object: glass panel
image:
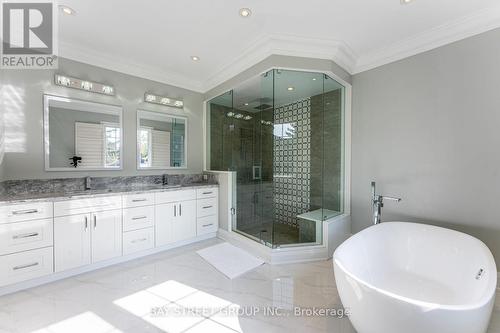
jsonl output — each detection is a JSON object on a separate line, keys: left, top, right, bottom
{"left": 231, "top": 73, "right": 270, "bottom": 245}
{"left": 273, "top": 69, "right": 324, "bottom": 247}
{"left": 322, "top": 75, "right": 345, "bottom": 219}
{"left": 207, "top": 91, "right": 233, "bottom": 171}
{"left": 206, "top": 69, "right": 345, "bottom": 249}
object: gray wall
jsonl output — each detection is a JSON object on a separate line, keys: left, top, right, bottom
{"left": 1, "top": 57, "right": 205, "bottom": 180}
{"left": 351, "top": 28, "right": 500, "bottom": 264}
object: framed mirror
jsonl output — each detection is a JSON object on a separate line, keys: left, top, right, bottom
{"left": 137, "top": 110, "right": 187, "bottom": 169}
{"left": 43, "top": 94, "right": 123, "bottom": 171}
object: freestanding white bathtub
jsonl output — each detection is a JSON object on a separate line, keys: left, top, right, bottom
{"left": 334, "top": 222, "right": 497, "bottom": 333}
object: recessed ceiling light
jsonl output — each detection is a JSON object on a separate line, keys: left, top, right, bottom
{"left": 191, "top": 56, "right": 200, "bottom": 61}
{"left": 59, "top": 5, "right": 75, "bottom": 15}
{"left": 287, "top": 87, "right": 295, "bottom": 91}
{"left": 400, "top": 0, "right": 413, "bottom": 4}
{"left": 239, "top": 8, "right": 252, "bottom": 18}
{"left": 312, "top": 78, "right": 317, "bottom": 81}
{"left": 244, "top": 103, "right": 249, "bottom": 106}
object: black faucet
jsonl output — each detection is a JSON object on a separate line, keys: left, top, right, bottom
{"left": 85, "top": 176, "right": 92, "bottom": 190}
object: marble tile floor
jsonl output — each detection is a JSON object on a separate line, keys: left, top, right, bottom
{"left": 0, "top": 238, "right": 499, "bottom": 333}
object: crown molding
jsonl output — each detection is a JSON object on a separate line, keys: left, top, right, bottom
{"left": 201, "top": 33, "right": 357, "bottom": 92}
{"left": 59, "top": 41, "right": 205, "bottom": 92}
{"left": 353, "top": 5, "right": 500, "bottom": 74}
{"left": 59, "top": 5, "right": 500, "bottom": 93}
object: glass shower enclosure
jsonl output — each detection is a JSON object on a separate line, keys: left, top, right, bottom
{"left": 207, "top": 69, "right": 345, "bottom": 248}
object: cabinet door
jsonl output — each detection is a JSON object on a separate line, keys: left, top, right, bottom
{"left": 172, "top": 200, "right": 196, "bottom": 242}
{"left": 155, "top": 202, "right": 175, "bottom": 247}
{"left": 54, "top": 213, "right": 91, "bottom": 272}
{"left": 91, "top": 209, "right": 122, "bottom": 263}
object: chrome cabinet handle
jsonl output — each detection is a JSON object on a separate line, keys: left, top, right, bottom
{"left": 132, "top": 216, "right": 147, "bottom": 220}
{"left": 132, "top": 198, "right": 148, "bottom": 202}
{"left": 13, "top": 262, "right": 39, "bottom": 270}
{"left": 202, "top": 191, "right": 213, "bottom": 195}
{"left": 93, "top": 215, "right": 97, "bottom": 229}
{"left": 12, "top": 209, "right": 39, "bottom": 215}
{"left": 131, "top": 238, "right": 148, "bottom": 244}
{"left": 84, "top": 216, "right": 88, "bottom": 231}
{"left": 202, "top": 205, "right": 213, "bottom": 209}
{"left": 179, "top": 204, "right": 182, "bottom": 216}
{"left": 174, "top": 204, "right": 176, "bottom": 217}
{"left": 13, "top": 232, "right": 39, "bottom": 239}
{"left": 202, "top": 223, "right": 213, "bottom": 227}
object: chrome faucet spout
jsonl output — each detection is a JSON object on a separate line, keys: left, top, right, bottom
{"left": 371, "top": 182, "right": 401, "bottom": 225}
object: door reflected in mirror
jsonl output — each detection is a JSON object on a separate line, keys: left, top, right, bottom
{"left": 43, "top": 94, "right": 123, "bottom": 171}
{"left": 137, "top": 110, "right": 187, "bottom": 169}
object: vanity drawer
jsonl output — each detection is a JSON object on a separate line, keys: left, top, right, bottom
{"left": 54, "top": 196, "right": 122, "bottom": 217}
{"left": 196, "top": 188, "right": 218, "bottom": 199}
{"left": 155, "top": 189, "right": 196, "bottom": 204}
{"left": 122, "top": 193, "right": 155, "bottom": 208}
{"left": 0, "top": 247, "right": 53, "bottom": 287}
{"left": 0, "top": 218, "right": 53, "bottom": 256}
{"left": 197, "top": 215, "right": 218, "bottom": 235}
{"left": 123, "top": 228, "right": 154, "bottom": 255}
{"left": 0, "top": 202, "right": 53, "bottom": 224}
{"left": 197, "top": 198, "right": 217, "bottom": 218}
{"left": 123, "top": 206, "right": 154, "bottom": 232}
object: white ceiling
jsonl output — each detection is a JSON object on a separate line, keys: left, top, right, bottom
{"left": 59, "top": 0, "right": 500, "bottom": 92}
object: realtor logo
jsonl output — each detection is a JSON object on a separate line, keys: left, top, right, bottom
{"left": 1, "top": 0, "right": 58, "bottom": 69}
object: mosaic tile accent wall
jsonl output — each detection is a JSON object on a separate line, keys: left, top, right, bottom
{"left": 273, "top": 98, "right": 311, "bottom": 227}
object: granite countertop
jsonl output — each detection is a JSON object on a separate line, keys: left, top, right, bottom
{"left": 0, "top": 183, "right": 219, "bottom": 205}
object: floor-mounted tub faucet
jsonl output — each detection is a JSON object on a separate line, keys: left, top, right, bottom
{"left": 371, "top": 181, "right": 401, "bottom": 225}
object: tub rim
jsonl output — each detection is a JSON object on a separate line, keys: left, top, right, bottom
{"left": 333, "top": 221, "right": 497, "bottom": 311}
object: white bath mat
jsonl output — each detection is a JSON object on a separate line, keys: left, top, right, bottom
{"left": 197, "top": 242, "right": 264, "bottom": 279}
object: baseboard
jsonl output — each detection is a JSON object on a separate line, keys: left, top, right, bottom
{"left": 0, "top": 232, "right": 217, "bottom": 297}
{"left": 217, "top": 228, "right": 331, "bottom": 265}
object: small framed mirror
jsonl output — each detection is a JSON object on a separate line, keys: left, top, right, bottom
{"left": 43, "top": 94, "right": 123, "bottom": 171}
{"left": 137, "top": 110, "right": 187, "bottom": 169}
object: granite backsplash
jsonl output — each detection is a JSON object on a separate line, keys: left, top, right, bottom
{"left": 1, "top": 174, "right": 217, "bottom": 197}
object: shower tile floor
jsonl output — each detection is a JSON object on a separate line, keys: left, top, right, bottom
{"left": 1, "top": 238, "right": 500, "bottom": 333}
{"left": 238, "top": 222, "right": 300, "bottom": 246}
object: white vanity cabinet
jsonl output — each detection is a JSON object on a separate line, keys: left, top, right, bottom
{"left": 0, "top": 185, "right": 219, "bottom": 292}
{"left": 196, "top": 188, "right": 219, "bottom": 235}
{"left": 54, "top": 197, "right": 122, "bottom": 273}
{"left": 122, "top": 193, "right": 155, "bottom": 255}
{"left": 0, "top": 202, "right": 54, "bottom": 287}
{"left": 155, "top": 189, "right": 197, "bottom": 246}
{"left": 54, "top": 213, "right": 91, "bottom": 272}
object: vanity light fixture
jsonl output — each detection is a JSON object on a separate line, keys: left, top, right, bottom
{"left": 239, "top": 8, "right": 252, "bottom": 18}
{"left": 243, "top": 115, "right": 252, "bottom": 120}
{"left": 144, "top": 93, "right": 184, "bottom": 108}
{"left": 54, "top": 74, "right": 115, "bottom": 95}
{"left": 59, "top": 5, "right": 76, "bottom": 15}
{"left": 234, "top": 114, "right": 244, "bottom": 119}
